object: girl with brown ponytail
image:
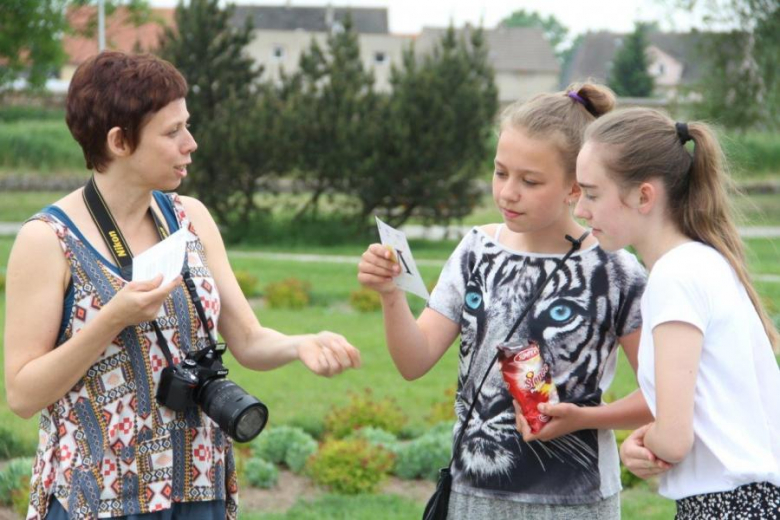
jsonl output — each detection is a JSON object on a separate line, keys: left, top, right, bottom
{"left": 359, "top": 84, "right": 653, "bottom": 519}
{"left": 574, "top": 107, "right": 780, "bottom": 518}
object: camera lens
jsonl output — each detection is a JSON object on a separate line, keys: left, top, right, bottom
{"left": 235, "top": 406, "right": 269, "bottom": 442}
{"left": 198, "top": 379, "right": 268, "bottom": 442}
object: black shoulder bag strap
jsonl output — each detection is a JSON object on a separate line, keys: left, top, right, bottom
{"left": 423, "top": 230, "right": 590, "bottom": 520}
{"left": 82, "top": 177, "right": 213, "bottom": 367}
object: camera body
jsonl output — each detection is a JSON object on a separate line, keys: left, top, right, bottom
{"left": 156, "top": 343, "right": 268, "bottom": 443}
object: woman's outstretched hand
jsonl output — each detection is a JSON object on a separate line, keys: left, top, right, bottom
{"left": 298, "top": 331, "right": 362, "bottom": 377}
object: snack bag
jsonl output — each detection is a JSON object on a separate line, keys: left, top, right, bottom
{"left": 498, "top": 342, "right": 559, "bottom": 434}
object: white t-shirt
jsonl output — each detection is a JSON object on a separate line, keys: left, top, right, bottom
{"left": 637, "top": 241, "right": 780, "bottom": 500}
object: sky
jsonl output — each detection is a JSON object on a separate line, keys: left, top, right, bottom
{"left": 149, "top": 0, "right": 716, "bottom": 38}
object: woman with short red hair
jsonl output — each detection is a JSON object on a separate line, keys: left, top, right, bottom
{"left": 4, "top": 51, "right": 361, "bottom": 520}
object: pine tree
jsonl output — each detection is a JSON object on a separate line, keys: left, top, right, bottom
{"left": 282, "top": 16, "right": 379, "bottom": 220}
{"left": 608, "top": 22, "right": 654, "bottom": 98}
{"left": 360, "top": 25, "right": 498, "bottom": 228}
{"left": 158, "top": 0, "right": 274, "bottom": 227}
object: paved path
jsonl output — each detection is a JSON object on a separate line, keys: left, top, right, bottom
{"left": 3, "top": 222, "right": 780, "bottom": 239}
{"left": 3, "top": 222, "right": 777, "bottom": 282}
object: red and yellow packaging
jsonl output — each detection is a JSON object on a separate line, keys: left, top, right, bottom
{"left": 498, "top": 342, "right": 559, "bottom": 434}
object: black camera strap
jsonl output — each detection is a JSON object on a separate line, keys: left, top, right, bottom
{"left": 82, "top": 177, "right": 214, "bottom": 367}
{"left": 83, "top": 176, "right": 170, "bottom": 281}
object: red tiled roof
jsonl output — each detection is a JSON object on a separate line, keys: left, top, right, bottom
{"left": 63, "top": 6, "right": 176, "bottom": 66}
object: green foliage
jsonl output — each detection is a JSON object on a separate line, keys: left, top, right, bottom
{"left": 306, "top": 438, "right": 394, "bottom": 494}
{"left": 0, "top": 120, "right": 83, "bottom": 172}
{"left": 347, "top": 427, "right": 400, "bottom": 455}
{"left": 281, "top": 16, "right": 379, "bottom": 222}
{"left": 244, "top": 457, "right": 279, "bottom": 489}
{"left": 499, "top": 9, "right": 568, "bottom": 59}
{"left": 251, "top": 425, "right": 317, "bottom": 472}
{"left": 723, "top": 131, "right": 780, "bottom": 175}
{"left": 608, "top": 22, "right": 654, "bottom": 97}
{"left": 0, "top": 105, "right": 64, "bottom": 122}
{"left": 0, "top": 457, "right": 33, "bottom": 515}
{"left": 0, "top": 426, "right": 34, "bottom": 459}
{"left": 684, "top": 0, "right": 779, "bottom": 130}
{"left": 425, "top": 387, "right": 456, "bottom": 425}
{"left": 287, "top": 415, "right": 327, "bottom": 441}
{"left": 394, "top": 425, "right": 451, "bottom": 481}
{"left": 349, "top": 287, "right": 382, "bottom": 312}
{"left": 264, "top": 278, "right": 311, "bottom": 309}
{"left": 324, "top": 389, "right": 408, "bottom": 439}
{"left": 248, "top": 493, "right": 422, "bottom": 520}
{"left": 0, "top": 0, "right": 67, "bottom": 94}
{"left": 364, "top": 26, "right": 498, "bottom": 230}
{"left": 0, "top": 271, "right": 5, "bottom": 293}
{"left": 233, "top": 269, "right": 258, "bottom": 298}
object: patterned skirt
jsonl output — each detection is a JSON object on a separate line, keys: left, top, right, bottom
{"left": 676, "top": 481, "right": 780, "bottom": 520}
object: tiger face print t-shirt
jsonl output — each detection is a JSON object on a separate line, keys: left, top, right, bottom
{"left": 427, "top": 226, "right": 646, "bottom": 506}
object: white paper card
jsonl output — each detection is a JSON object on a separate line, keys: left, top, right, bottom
{"left": 132, "top": 228, "right": 188, "bottom": 284}
{"left": 375, "top": 216, "right": 429, "bottom": 300}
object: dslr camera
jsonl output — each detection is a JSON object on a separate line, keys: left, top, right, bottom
{"left": 156, "top": 342, "right": 268, "bottom": 442}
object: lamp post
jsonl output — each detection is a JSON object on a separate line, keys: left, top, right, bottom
{"left": 98, "top": 0, "right": 106, "bottom": 51}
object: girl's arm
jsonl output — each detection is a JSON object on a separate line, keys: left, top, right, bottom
{"left": 358, "top": 243, "right": 460, "bottom": 380}
{"left": 641, "top": 321, "right": 702, "bottom": 463}
{"left": 182, "top": 197, "right": 361, "bottom": 376}
{"left": 516, "top": 329, "right": 654, "bottom": 441}
{"left": 4, "top": 221, "right": 180, "bottom": 418}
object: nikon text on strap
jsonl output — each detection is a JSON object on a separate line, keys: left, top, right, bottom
{"left": 82, "top": 176, "right": 169, "bottom": 281}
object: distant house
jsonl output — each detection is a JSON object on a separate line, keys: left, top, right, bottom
{"left": 61, "top": 6, "right": 175, "bottom": 81}
{"left": 231, "top": 5, "right": 409, "bottom": 92}
{"left": 562, "top": 31, "right": 705, "bottom": 99}
{"left": 416, "top": 26, "right": 560, "bottom": 104}
{"left": 235, "top": 5, "right": 560, "bottom": 103}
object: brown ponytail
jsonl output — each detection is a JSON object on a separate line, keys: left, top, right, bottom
{"left": 499, "top": 82, "right": 616, "bottom": 179}
{"left": 586, "top": 108, "right": 779, "bottom": 351}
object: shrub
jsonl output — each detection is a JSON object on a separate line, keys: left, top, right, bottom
{"left": 324, "top": 389, "right": 407, "bottom": 439}
{"left": 287, "top": 415, "right": 326, "bottom": 441}
{"left": 0, "top": 426, "right": 34, "bottom": 459}
{"left": 349, "top": 287, "right": 381, "bottom": 312}
{"left": 347, "top": 427, "right": 400, "bottom": 455}
{"left": 251, "top": 426, "right": 317, "bottom": 473}
{"left": 394, "top": 427, "right": 451, "bottom": 481}
{"left": 306, "top": 438, "right": 394, "bottom": 494}
{"left": 615, "top": 430, "right": 643, "bottom": 489}
{"left": 0, "top": 457, "right": 33, "bottom": 516}
{"left": 425, "top": 387, "right": 456, "bottom": 425}
{"left": 234, "top": 270, "right": 258, "bottom": 297}
{"left": 244, "top": 457, "right": 279, "bottom": 489}
{"left": 264, "top": 278, "right": 311, "bottom": 309}
{"left": 285, "top": 436, "right": 318, "bottom": 473}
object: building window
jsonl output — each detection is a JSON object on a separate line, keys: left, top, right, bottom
{"left": 374, "top": 51, "right": 387, "bottom": 64}
{"left": 272, "top": 45, "right": 285, "bottom": 60}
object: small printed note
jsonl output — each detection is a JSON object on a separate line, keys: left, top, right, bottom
{"left": 375, "top": 217, "right": 430, "bottom": 300}
{"left": 132, "top": 228, "right": 188, "bottom": 284}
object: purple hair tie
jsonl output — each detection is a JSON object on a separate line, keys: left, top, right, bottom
{"left": 567, "top": 91, "right": 587, "bottom": 106}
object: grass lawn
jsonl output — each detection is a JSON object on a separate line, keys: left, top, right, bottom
{"left": 1, "top": 223, "right": 777, "bottom": 519}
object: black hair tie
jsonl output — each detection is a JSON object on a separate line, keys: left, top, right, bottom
{"left": 675, "top": 122, "right": 692, "bottom": 145}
